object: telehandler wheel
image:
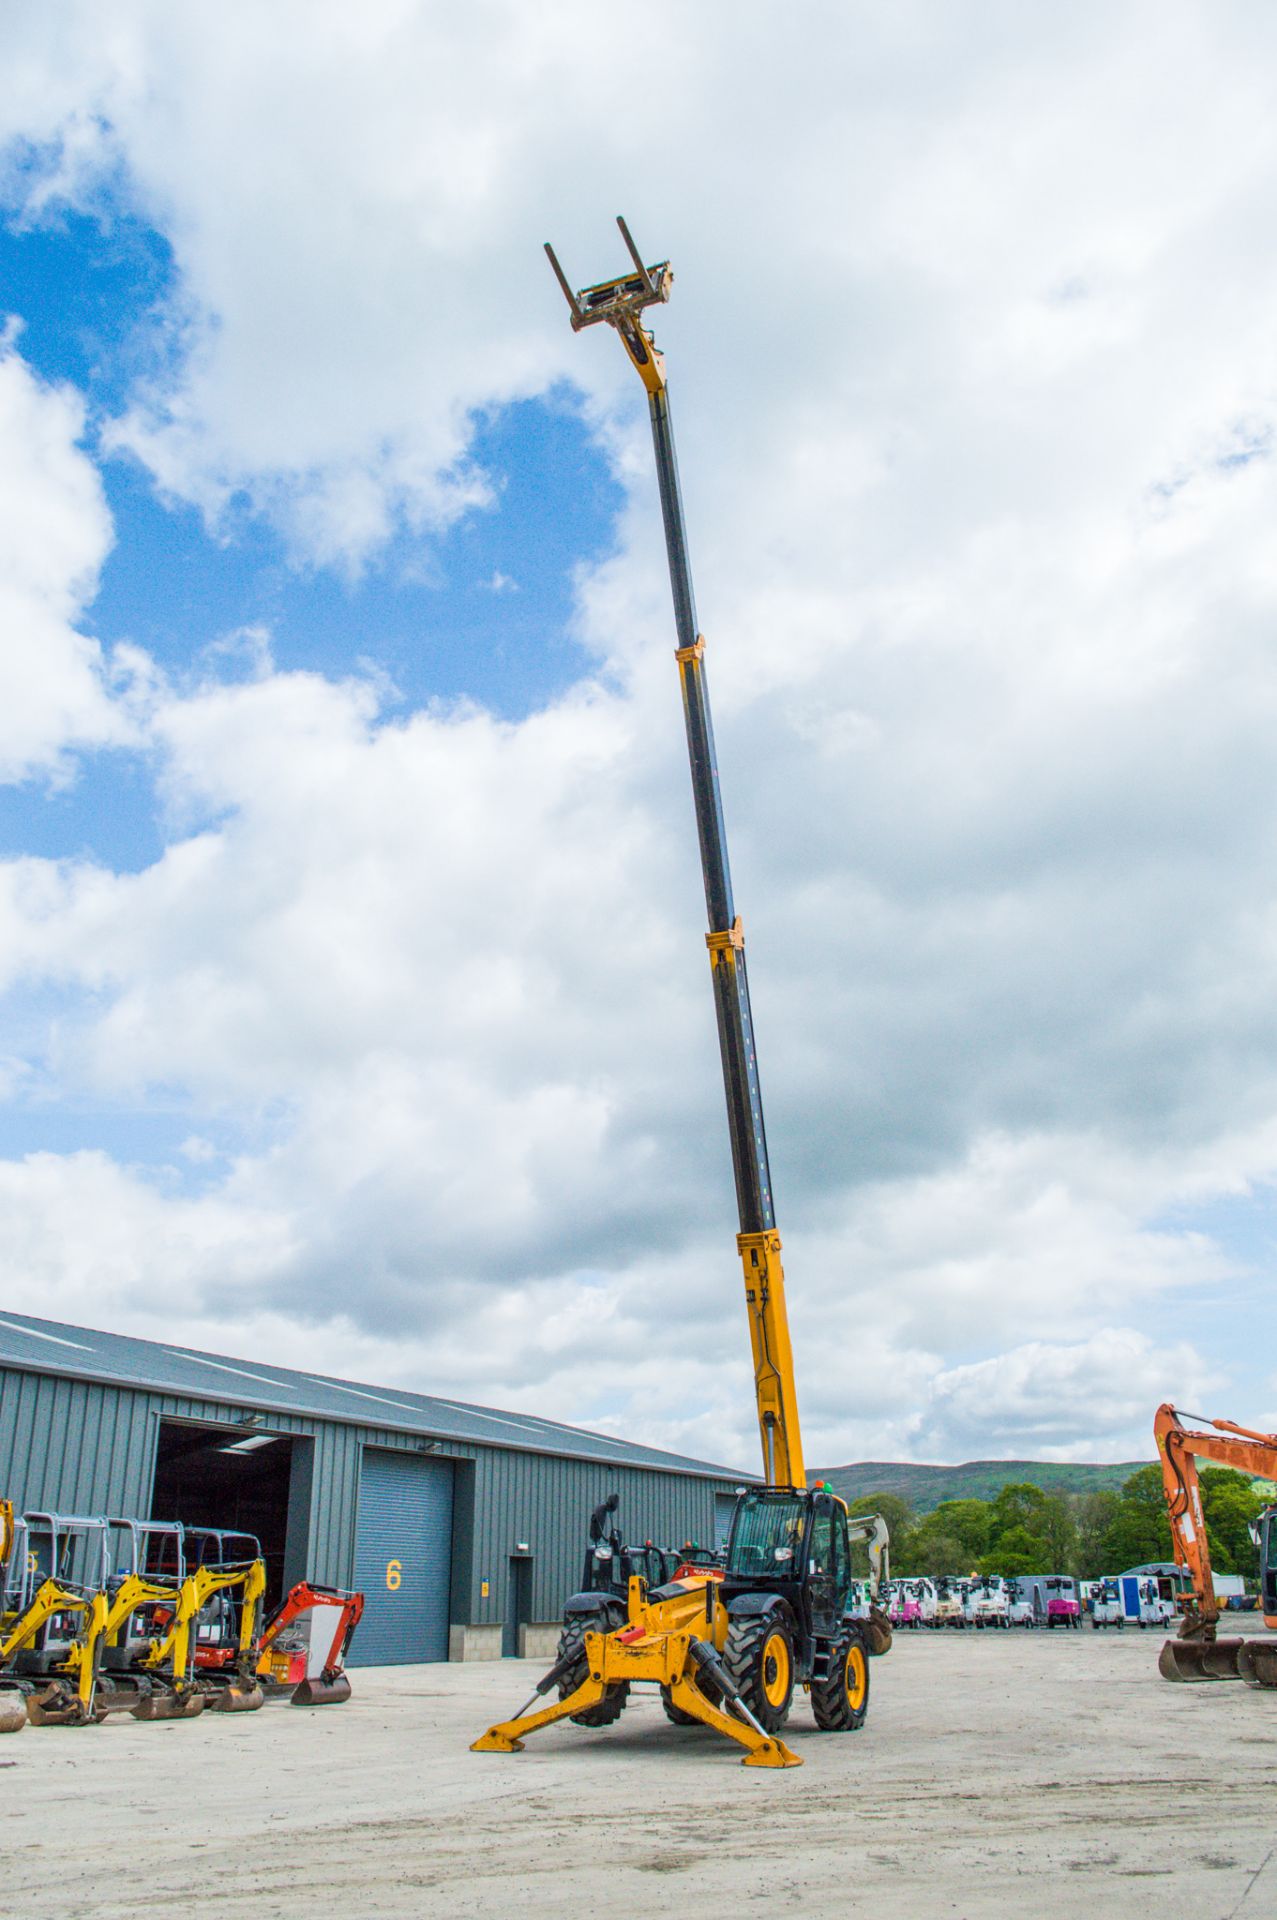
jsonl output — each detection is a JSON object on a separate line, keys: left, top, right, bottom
{"left": 811, "top": 1624, "right": 870, "bottom": 1732}
{"left": 556, "top": 1611, "right": 629, "bottom": 1727}
{"left": 722, "top": 1613, "right": 795, "bottom": 1733}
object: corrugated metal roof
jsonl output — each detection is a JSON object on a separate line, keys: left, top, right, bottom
{"left": 0, "top": 1309, "right": 749, "bottom": 1481}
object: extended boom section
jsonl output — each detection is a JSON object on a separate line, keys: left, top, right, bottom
{"left": 473, "top": 223, "right": 885, "bottom": 1770}
{"left": 545, "top": 218, "right": 803, "bottom": 1491}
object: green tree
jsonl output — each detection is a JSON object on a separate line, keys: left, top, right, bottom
{"left": 988, "top": 1483, "right": 1076, "bottom": 1570}
{"left": 1072, "top": 1491, "right": 1120, "bottom": 1578}
{"left": 976, "top": 1524, "right": 1047, "bottom": 1577}
{"left": 924, "top": 1500, "right": 991, "bottom": 1561}
{"left": 847, "top": 1493, "right": 914, "bottom": 1579}
{"left": 1199, "top": 1468, "right": 1264, "bottom": 1578}
{"left": 1098, "top": 1464, "right": 1172, "bottom": 1570}
{"left": 907, "top": 1528, "right": 969, "bottom": 1578}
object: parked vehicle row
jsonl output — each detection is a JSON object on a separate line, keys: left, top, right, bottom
{"left": 883, "top": 1571, "right": 1178, "bottom": 1631}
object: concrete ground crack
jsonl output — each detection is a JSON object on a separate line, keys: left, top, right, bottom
{"left": 1227, "top": 1846, "right": 1276, "bottom": 1918}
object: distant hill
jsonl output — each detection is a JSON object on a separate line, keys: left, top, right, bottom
{"left": 810, "top": 1459, "right": 1151, "bottom": 1513}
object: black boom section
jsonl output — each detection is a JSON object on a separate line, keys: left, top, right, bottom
{"left": 650, "top": 386, "right": 776, "bottom": 1238}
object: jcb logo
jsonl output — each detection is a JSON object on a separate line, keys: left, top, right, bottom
{"left": 386, "top": 1559, "right": 403, "bottom": 1591}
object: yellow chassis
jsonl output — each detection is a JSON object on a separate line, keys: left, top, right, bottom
{"left": 472, "top": 1576, "right": 800, "bottom": 1769}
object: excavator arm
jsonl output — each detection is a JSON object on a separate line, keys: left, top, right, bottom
{"left": 545, "top": 219, "right": 804, "bottom": 1490}
{"left": 1154, "top": 1402, "right": 1277, "bottom": 1685}
{"left": 847, "top": 1512, "right": 891, "bottom": 1599}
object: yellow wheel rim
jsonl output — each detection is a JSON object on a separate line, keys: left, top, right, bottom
{"left": 845, "top": 1643, "right": 867, "bottom": 1711}
{"left": 761, "top": 1630, "right": 790, "bottom": 1708}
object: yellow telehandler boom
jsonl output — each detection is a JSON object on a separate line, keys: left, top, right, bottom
{"left": 546, "top": 216, "right": 804, "bottom": 1488}
{"left": 474, "top": 222, "right": 882, "bottom": 1768}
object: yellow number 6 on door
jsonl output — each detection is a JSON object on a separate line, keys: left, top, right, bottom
{"left": 386, "top": 1558, "right": 402, "bottom": 1590}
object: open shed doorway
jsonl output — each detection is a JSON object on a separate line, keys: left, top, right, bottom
{"left": 151, "top": 1419, "right": 306, "bottom": 1610}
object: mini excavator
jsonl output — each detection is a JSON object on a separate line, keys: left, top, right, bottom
{"left": 256, "top": 1581, "right": 364, "bottom": 1705}
{"left": 1155, "top": 1402, "right": 1277, "bottom": 1687}
{"left": 474, "top": 222, "right": 883, "bottom": 1769}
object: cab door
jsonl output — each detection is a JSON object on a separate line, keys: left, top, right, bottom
{"left": 1262, "top": 1509, "right": 1277, "bottom": 1623}
{"left": 806, "top": 1497, "right": 840, "bottom": 1637}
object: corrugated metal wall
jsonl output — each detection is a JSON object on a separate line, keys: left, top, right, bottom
{"left": 468, "top": 1448, "right": 734, "bottom": 1631}
{"left": 0, "top": 1368, "right": 156, "bottom": 1519}
{"left": 0, "top": 1362, "right": 739, "bottom": 1647}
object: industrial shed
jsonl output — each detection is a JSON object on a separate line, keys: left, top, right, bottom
{"left": 0, "top": 1310, "right": 745, "bottom": 1664}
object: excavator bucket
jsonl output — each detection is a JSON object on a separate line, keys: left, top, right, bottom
{"left": 1158, "top": 1635, "right": 1244, "bottom": 1681}
{"left": 205, "top": 1681, "right": 264, "bottom": 1712}
{"left": 864, "top": 1608, "right": 893, "bottom": 1656}
{"left": 290, "top": 1673, "right": 351, "bottom": 1706}
{"left": 25, "top": 1689, "right": 88, "bottom": 1726}
{"left": 0, "top": 1689, "right": 27, "bottom": 1734}
{"left": 1236, "top": 1639, "right": 1277, "bottom": 1689}
{"left": 132, "top": 1689, "right": 205, "bottom": 1720}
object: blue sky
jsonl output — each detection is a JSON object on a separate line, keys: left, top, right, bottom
{"left": 1, "top": 10, "right": 1275, "bottom": 1468}
{"left": 0, "top": 202, "right": 622, "bottom": 1176}
{"left": 0, "top": 203, "right": 619, "bottom": 875}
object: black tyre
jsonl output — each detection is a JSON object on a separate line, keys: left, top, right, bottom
{"left": 556, "top": 1611, "right": 629, "bottom": 1727}
{"left": 811, "top": 1624, "right": 871, "bottom": 1732}
{"left": 660, "top": 1684, "right": 702, "bottom": 1726}
{"left": 722, "top": 1612, "right": 794, "bottom": 1732}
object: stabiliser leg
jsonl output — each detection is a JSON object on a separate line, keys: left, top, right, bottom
{"left": 471, "top": 1672, "right": 610, "bottom": 1752}
{"left": 471, "top": 1629, "right": 801, "bottom": 1767}
{"left": 665, "top": 1677, "right": 800, "bottom": 1768}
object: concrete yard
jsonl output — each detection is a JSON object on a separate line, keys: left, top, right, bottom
{"left": 2, "top": 1623, "right": 1274, "bottom": 1918}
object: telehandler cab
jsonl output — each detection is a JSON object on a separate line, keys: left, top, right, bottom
{"left": 474, "top": 223, "right": 884, "bottom": 1768}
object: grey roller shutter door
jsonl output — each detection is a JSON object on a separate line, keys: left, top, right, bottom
{"left": 350, "top": 1450, "right": 454, "bottom": 1665}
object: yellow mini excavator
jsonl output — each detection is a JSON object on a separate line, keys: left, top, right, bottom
{"left": 474, "top": 223, "right": 883, "bottom": 1770}
{"left": 2, "top": 1513, "right": 268, "bottom": 1726}
{"left": 0, "top": 1499, "right": 33, "bottom": 1732}
{"left": 79, "top": 1522, "right": 267, "bottom": 1722}
{"left": 0, "top": 1512, "right": 111, "bottom": 1728}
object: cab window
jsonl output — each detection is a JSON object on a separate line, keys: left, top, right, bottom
{"left": 809, "top": 1510, "right": 833, "bottom": 1578}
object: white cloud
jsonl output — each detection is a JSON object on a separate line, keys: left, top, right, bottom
{"left": 915, "top": 1331, "right": 1222, "bottom": 1463}
{"left": 0, "top": 336, "right": 129, "bottom": 779}
{"left": 1, "top": 7, "right": 1277, "bottom": 1464}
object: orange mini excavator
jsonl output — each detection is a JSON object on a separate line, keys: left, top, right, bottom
{"left": 255, "top": 1582, "right": 365, "bottom": 1706}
